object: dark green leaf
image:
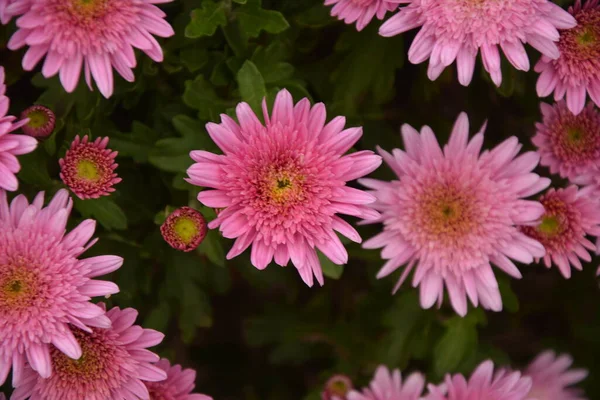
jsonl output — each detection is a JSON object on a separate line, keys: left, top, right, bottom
{"left": 237, "top": 60, "right": 266, "bottom": 113}
{"left": 74, "top": 197, "right": 128, "bottom": 230}
{"left": 235, "top": 0, "right": 289, "bottom": 38}
{"left": 185, "top": 0, "right": 227, "bottom": 39}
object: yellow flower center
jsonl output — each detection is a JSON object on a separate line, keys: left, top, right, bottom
{"left": 76, "top": 159, "right": 101, "bottom": 182}
{"left": 67, "top": 0, "right": 109, "bottom": 20}
{"left": 0, "top": 265, "right": 39, "bottom": 309}
{"left": 173, "top": 217, "right": 199, "bottom": 244}
{"left": 52, "top": 329, "right": 107, "bottom": 381}
{"left": 537, "top": 215, "right": 562, "bottom": 237}
{"left": 267, "top": 171, "right": 305, "bottom": 205}
{"left": 26, "top": 110, "right": 50, "bottom": 129}
{"left": 419, "top": 185, "right": 477, "bottom": 239}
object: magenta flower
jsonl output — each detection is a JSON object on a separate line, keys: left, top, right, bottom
{"left": 160, "top": 207, "right": 208, "bottom": 252}
{"left": 521, "top": 186, "right": 600, "bottom": 279}
{"left": 424, "top": 361, "right": 532, "bottom": 400}
{"left": 59, "top": 135, "right": 121, "bottom": 200}
{"left": 379, "top": 0, "right": 576, "bottom": 87}
{"left": 536, "top": 0, "right": 600, "bottom": 115}
{"left": 186, "top": 89, "right": 382, "bottom": 287}
{"left": 12, "top": 304, "right": 167, "bottom": 400}
{"left": 145, "top": 358, "right": 213, "bottom": 400}
{"left": 6, "top": 0, "right": 175, "bottom": 98}
{"left": 533, "top": 101, "right": 600, "bottom": 180}
{"left": 524, "top": 351, "right": 588, "bottom": 400}
{"left": 324, "top": 0, "right": 398, "bottom": 31}
{"left": 322, "top": 374, "right": 353, "bottom": 400}
{"left": 0, "top": 189, "right": 123, "bottom": 386}
{"left": 0, "top": 66, "right": 38, "bottom": 192}
{"left": 21, "top": 105, "right": 56, "bottom": 139}
{"left": 347, "top": 366, "right": 425, "bottom": 400}
{"left": 361, "top": 113, "right": 549, "bottom": 316}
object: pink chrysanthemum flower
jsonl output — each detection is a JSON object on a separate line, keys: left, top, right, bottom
{"left": 379, "top": 0, "right": 576, "bottom": 87}
{"left": 6, "top": 0, "right": 175, "bottom": 98}
{"left": 322, "top": 374, "right": 353, "bottom": 400}
{"left": 186, "top": 89, "right": 382, "bottom": 287}
{"left": 12, "top": 304, "right": 167, "bottom": 400}
{"left": 361, "top": 113, "right": 549, "bottom": 316}
{"left": 424, "top": 361, "right": 532, "bottom": 400}
{"left": 0, "top": 66, "right": 37, "bottom": 192}
{"left": 347, "top": 366, "right": 425, "bottom": 400}
{"left": 0, "top": 189, "right": 123, "bottom": 386}
{"left": 59, "top": 135, "right": 121, "bottom": 200}
{"left": 524, "top": 351, "right": 588, "bottom": 400}
{"left": 533, "top": 101, "right": 600, "bottom": 180}
{"left": 324, "top": 0, "right": 398, "bottom": 31}
{"left": 160, "top": 207, "right": 208, "bottom": 252}
{"left": 144, "top": 358, "right": 213, "bottom": 400}
{"left": 521, "top": 186, "right": 600, "bottom": 279}
{"left": 0, "top": 0, "right": 19, "bottom": 23}
{"left": 536, "top": 0, "right": 600, "bottom": 115}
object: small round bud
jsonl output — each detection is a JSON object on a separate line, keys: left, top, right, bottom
{"left": 160, "top": 207, "right": 208, "bottom": 252}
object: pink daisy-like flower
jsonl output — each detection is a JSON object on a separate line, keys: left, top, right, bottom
{"left": 379, "top": 0, "right": 576, "bottom": 87}
{"left": 144, "top": 358, "right": 213, "bottom": 400}
{"left": 521, "top": 186, "right": 600, "bottom": 279}
{"left": 59, "top": 135, "right": 121, "bottom": 200}
{"left": 361, "top": 113, "right": 549, "bottom": 316}
{"left": 160, "top": 207, "right": 208, "bottom": 252}
{"left": 524, "top": 351, "right": 588, "bottom": 400}
{"left": 533, "top": 101, "right": 600, "bottom": 180}
{"left": 6, "top": 0, "right": 175, "bottom": 98}
{"left": 322, "top": 374, "right": 353, "bottom": 400}
{"left": 324, "top": 0, "right": 399, "bottom": 31}
{"left": 536, "top": 0, "right": 600, "bottom": 115}
{"left": 0, "top": 66, "right": 38, "bottom": 192}
{"left": 12, "top": 304, "right": 167, "bottom": 400}
{"left": 186, "top": 89, "right": 382, "bottom": 287}
{"left": 347, "top": 366, "right": 425, "bottom": 400}
{"left": 0, "top": 189, "right": 123, "bottom": 386}
{"left": 424, "top": 361, "right": 532, "bottom": 400}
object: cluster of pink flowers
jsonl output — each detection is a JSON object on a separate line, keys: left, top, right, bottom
{"left": 323, "top": 351, "right": 587, "bottom": 400}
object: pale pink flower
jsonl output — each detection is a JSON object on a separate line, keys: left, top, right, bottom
{"left": 0, "top": 66, "right": 38, "bottom": 192}
{"left": 521, "top": 186, "right": 600, "bottom": 279}
{"left": 347, "top": 366, "right": 424, "bottom": 400}
{"left": 536, "top": 0, "right": 600, "bottom": 115}
{"left": 361, "top": 113, "right": 549, "bottom": 316}
{"left": 533, "top": 101, "right": 600, "bottom": 180}
{"left": 59, "top": 135, "right": 121, "bottom": 200}
{"left": 324, "top": 0, "right": 399, "bottom": 31}
{"left": 145, "top": 358, "right": 213, "bottom": 400}
{"left": 424, "top": 361, "right": 532, "bottom": 400}
{"left": 186, "top": 89, "right": 382, "bottom": 287}
{"left": 12, "top": 304, "right": 167, "bottom": 400}
{"left": 379, "top": 0, "right": 576, "bottom": 87}
{"left": 6, "top": 0, "right": 175, "bottom": 98}
{"left": 524, "top": 351, "right": 588, "bottom": 400}
{"left": 0, "top": 189, "right": 123, "bottom": 386}
{"left": 322, "top": 374, "right": 353, "bottom": 400}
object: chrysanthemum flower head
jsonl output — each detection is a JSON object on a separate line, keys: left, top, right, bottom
{"left": 361, "top": 113, "right": 550, "bottom": 316}
{"left": 59, "top": 135, "right": 121, "bottom": 200}
{"left": 379, "top": 0, "right": 576, "bottom": 87}
{"left": 0, "top": 189, "right": 123, "bottom": 386}
{"left": 160, "top": 207, "right": 208, "bottom": 252}
{"left": 536, "top": 0, "right": 600, "bottom": 115}
{"left": 21, "top": 105, "right": 56, "bottom": 139}
{"left": 6, "top": 0, "right": 175, "bottom": 98}
{"left": 521, "top": 186, "right": 600, "bottom": 279}
{"left": 322, "top": 374, "right": 353, "bottom": 400}
{"left": 0, "top": 66, "right": 38, "bottom": 192}
{"left": 186, "top": 89, "right": 382, "bottom": 287}
{"left": 144, "top": 358, "right": 213, "bottom": 400}
{"left": 424, "top": 361, "right": 532, "bottom": 400}
{"left": 524, "top": 351, "right": 588, "bottom": 400}
{"left": 12, "top": 304, "right": 167, "bottom": 400}
{"left": 533, "top": 101, "right": 600, "bottom": 180}
{"left": 324, "top": 0, "right": 398, "bottom": 31}
{"left": 347, "top": 366, "right": 425, "bottom": 400}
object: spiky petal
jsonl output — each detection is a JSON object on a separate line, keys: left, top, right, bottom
{"left": 324, "top": 0, "right": 399, "bottom": 31}
{"left": 361, "top": 113, "right": 549, "bottom": 316}
{"left": 347, "top": 366, "right": 425, "bottom": 400}
{"left": 145, "top": 358, "right": 213, "bottom": 400}
{"left": 186, "top": 89, "right": 382, "bottom": 287}
{"left": 524, "top": 351, "right": 588, "bottom": 400}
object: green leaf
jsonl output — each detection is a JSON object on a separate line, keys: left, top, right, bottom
{"left": 197, "top": 229, "right": 225, "bottom": 267}
{"left": 16, "top": 149, "right": 53, "bottom": 187}
{"left": 251, "top": 42, "right": 294, "bottom": 84}
{"left": 183, "top": 75, "right": 233, "bottom": 120}
{"left": 74, "top": 197, "right": 128, "bottom": 231}
{"left": 109, "top": 122, "right": 158, "bottom": 163}
{"left": 433, "top": 315, "right": 480, "bottom": 376}
{"left": 318, "top": 251, "right": 344, "bottom": 280}
{"left": 237, "top": 60, "right": 267, "bottom": 113}
{"left": 180, "top": 46, "right": 210, "bottom": 73}
{"left": 235, "top": 0, "right": 289, "bottom": 38}
{"left": 185, "top": 0, "right": 227, "bottom": 39}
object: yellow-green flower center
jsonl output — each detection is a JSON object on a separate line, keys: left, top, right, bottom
{"left": 329, "top": 380, "right": 350, "bottom": 396}
{"left": 537, "top": 215, "right": 561, "bottom": 237}
{"left": 577, "top": 26, "right": 598, "bottom": 47}
{"left": 26, "top": 109, "right": 51, "bottom": 128}
{"left": 173, "top": 217, "right": 199, "bottom": 244}
{"left": 0, "top": 266, "right": 39, "bottom": 309}
{"left": 67, "top": 0, "right": 108, "bottom": 19}
{"left": 76, "top": 159, "right": 101, "bottom": 182}
{"left": 53, "top": 329, "right": 107, "bottom": 381}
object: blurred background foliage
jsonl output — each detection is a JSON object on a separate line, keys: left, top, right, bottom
{"left": 1, "top": 0, "right": 599, "bottom": 399}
